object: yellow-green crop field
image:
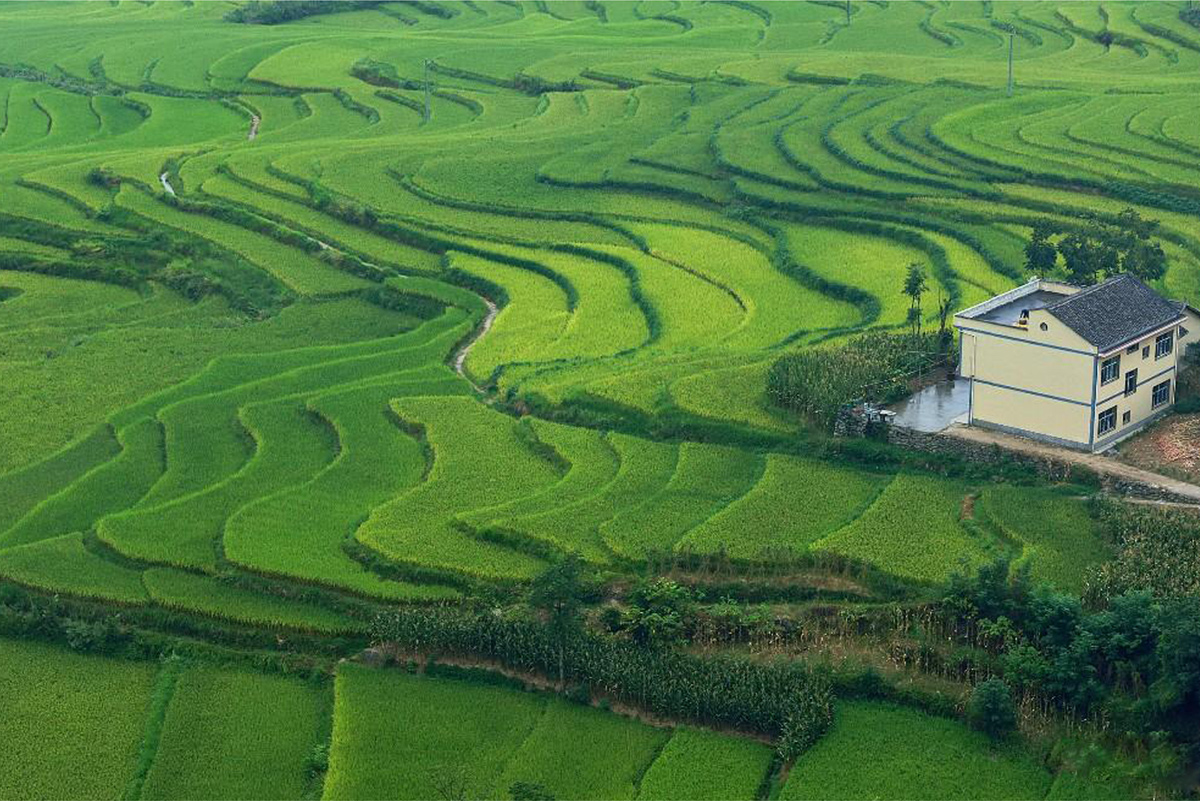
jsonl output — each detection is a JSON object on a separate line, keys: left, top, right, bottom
{"left": 1, "top": 1, "right": 1195, "bottom": 798}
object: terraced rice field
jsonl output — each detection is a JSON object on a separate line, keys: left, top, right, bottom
{"left": 324, "top": 663, "right": 773, "bottom": 800}
{"left": 2, "top": 1, "right": 1197, "bottom": 798}
{"left": 781, "top": 701, "right": 1051, "bottom": 800}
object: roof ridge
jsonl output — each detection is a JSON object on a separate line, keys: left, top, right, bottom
{"left": 1041, "top": 273, "right": 1181, "bottom": 352}
{"left": 1045, "top": 273, "right": 1131, "bottom": 309}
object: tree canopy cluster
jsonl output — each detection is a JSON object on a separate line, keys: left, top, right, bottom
{"left": 1024, "top": 209, "right": 1167, "bottom": 286}
{"left": 947, "top": 558, "right": 1200, "bottom": 788}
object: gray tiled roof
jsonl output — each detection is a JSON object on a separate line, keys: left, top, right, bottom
{"left": 1046, "top": 274, "right": 1184, "bottom": 352}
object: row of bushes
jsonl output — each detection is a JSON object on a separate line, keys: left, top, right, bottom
{"left": 351, "top": 57, "right": 418, "bottom": 89}
{"left": 0, "top": 581, "right": 359, "bottom": 669}
{"left": 224, "top": 1, "right": 385, "bottom": 24}
{"left": 165, "top": 192, "right": 389, "bottom": 283}
{"left": 371, "top": 605, "right": 833, "bottom": 748}
{"left": 423, "top": 61, "right": 579, "bottom": 96}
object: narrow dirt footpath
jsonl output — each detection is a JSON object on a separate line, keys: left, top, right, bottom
{"left": 452, "top": 297, "right": 498, "bottom": 394}
{"left": 159, "top": 172, "right": 175, "bottom": 196}
{"left": 946, "top": 424, "right": 1200, "bottom": 503}
{"left": 248, "top": 114, "right": 260, "bottom": 140}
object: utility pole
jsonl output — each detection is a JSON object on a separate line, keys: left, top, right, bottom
{"left": 1006, "top": 34, "right": 1014, "bottom": 96}
{"left": 423, "top": 59, "right": 433, "bottom": 123}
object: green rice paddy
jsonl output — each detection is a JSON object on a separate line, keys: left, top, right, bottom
{"left": 1, "top": 1, "right": 1194, "bottom": 797}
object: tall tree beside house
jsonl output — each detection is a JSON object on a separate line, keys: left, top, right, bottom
{"left": 903, "top": 263, "right": 927, "bottom": 337}
{"left": 1024, "top": 220, "right": 1059, "bottom": 276}
{"left": 1025, "top": 209, "right": 1167, "bottom": 285}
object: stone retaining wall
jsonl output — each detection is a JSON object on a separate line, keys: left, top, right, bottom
{"left": 885, "top": 424, "right": 1200, "bottom": 505}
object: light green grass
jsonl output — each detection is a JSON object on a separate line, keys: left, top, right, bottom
{"left": 637, "top": 727, "right": 774, "bottom": 801}
{"left": 681, "top": 455, "right": 888, "bottom": 560}
{"left": 142, "top": 667, "right": 323, "bottom": 801}
{"left": 814, "top": 474, "right": 997, "bottom": 583}
{"left": 0, "top": 637, "right": 158, "bottom": 800}
{"left": 781, "top": 701, "right": 1051, "bottom": 800}
{"left": 324, "top": 665, "right": 546, "bottom": 800}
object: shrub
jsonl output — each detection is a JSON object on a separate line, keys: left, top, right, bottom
{"left": 224, "top": 1, "right": 384, "bottom": 24}
{"left": 967, "top": 678, "right": 1017, "bottom": 739}
{"left": 62, "top": 617, "right": 117, "bottom": 652}
{"left": 509, "top": 781, "right": 555, "bottom": 800}
{"left": 350, "top": 57, "right": 410, "bottom": 89}
{"left": 86, "top": 167, "right": 121, "bottom": 189}
{"left": 619, "top": 578, "right": 697, "bottom": 648}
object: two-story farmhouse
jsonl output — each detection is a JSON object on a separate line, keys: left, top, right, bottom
{"left": 954, "top": 274, "right": 1200, "bottom": 452}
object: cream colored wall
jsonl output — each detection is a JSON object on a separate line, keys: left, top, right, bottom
{"left": 1181, "top": 309, "right": 1200, "bottom": 354}
{"left": 956, "top": 319, "right": 1095, "bottom": 444}
{"left": 955, "top": 299, "right": 1194, "bottom": 451}
{"left": 1093, "top": 363, "right": 1175, "bottom": 445}
{"left": 954, "top": 310, "right": 1095, "bottom": 354}
{"left": 962, "top": 322, "right": 1094, "bottom": 403}
{"left": 959, "top": 332, "right": 975, "bottom": 375}
{"left": 1090, "top": 319, "right": 1190, "bottom": 444}
{"left": 971, "top": 382, "right": 1090, "bottom": 446}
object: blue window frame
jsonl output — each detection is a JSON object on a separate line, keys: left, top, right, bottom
{"left": 1156, "top": 331, "right": 1174, "bottom": 359}
{"left": 1100, "top": 355, "right": 1120, "bottom": 385}
{"left": 1152, "top": 380, "right": 1172, "bottom": 409}
{"left": 1097, "top": 406, "right": 1117, "bottom": 435}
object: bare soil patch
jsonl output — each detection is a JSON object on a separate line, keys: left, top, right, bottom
{"left": 1117, "top": 413, "right": 1200, "bottom": 484}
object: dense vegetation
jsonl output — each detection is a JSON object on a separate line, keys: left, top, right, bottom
{"left": 2, "top": 1, "right": 1200, "bottom": 798}
{"left": 767, "top": 331, "right": 948, "bottom": 429}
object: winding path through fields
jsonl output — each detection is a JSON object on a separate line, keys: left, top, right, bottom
{"left": 452, "top": 296, "right": 498, "bottom": 393}
{"left": 159, "top": 172, "right": 175, "bottom": 196}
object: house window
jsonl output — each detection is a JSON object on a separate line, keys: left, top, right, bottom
{"left": 1181, "top": 326, "right": 1190, "bottom": 339}
{"left": 1100, "top": 355, "right": 1120, "bottom": 385}
{"left": 1097, "top": 406, "right": 1117, "bottom": 436}
{"left": 1152, "top": 380, "right": 1172, "bottom": 409}
{"left": 1156, "top": 331, "right": 1174, "bottom": 359}
{"left": 1126, "top": 343, "right": 1138, "bottom": 354}
{"left": 1124, "top": 369, "right": 1138, "bottom": 396}
{"left": 1123, "top": 410, "right": 1132, "bottom": 425}
{"left": 1143, "top": 346, "right": 1150, "bottom": 358}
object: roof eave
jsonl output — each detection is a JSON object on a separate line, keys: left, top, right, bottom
{"left": 1093, "top": 314, "right": 1188, "bottom": 357}
{"left": 953, "top": 278, "right": 1042, "bottom": 322}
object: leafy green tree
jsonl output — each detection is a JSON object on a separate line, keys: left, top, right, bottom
{"left": 1058, "top": 227, "right": 1117, "bottom": 285}
{"left": 967, "top": 678, "right": 1018, "bottom": 739}
{"left": 902, "top": 263, "right": 928, "bottom": 336}
{"left": 1024, "top": 220, "right": 1059, "bottom": 276}
{"left": 620, "top": 578, "right": 696, "bottom": 648}
{"left": 1027, "top": 209, "right": 1167, "bottom": 285}
{"left": 529, "top": 554, "right": 586, "bottom": 685}
{"left": 1151, "top": 597, "right": 1200, "bottom": 738}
